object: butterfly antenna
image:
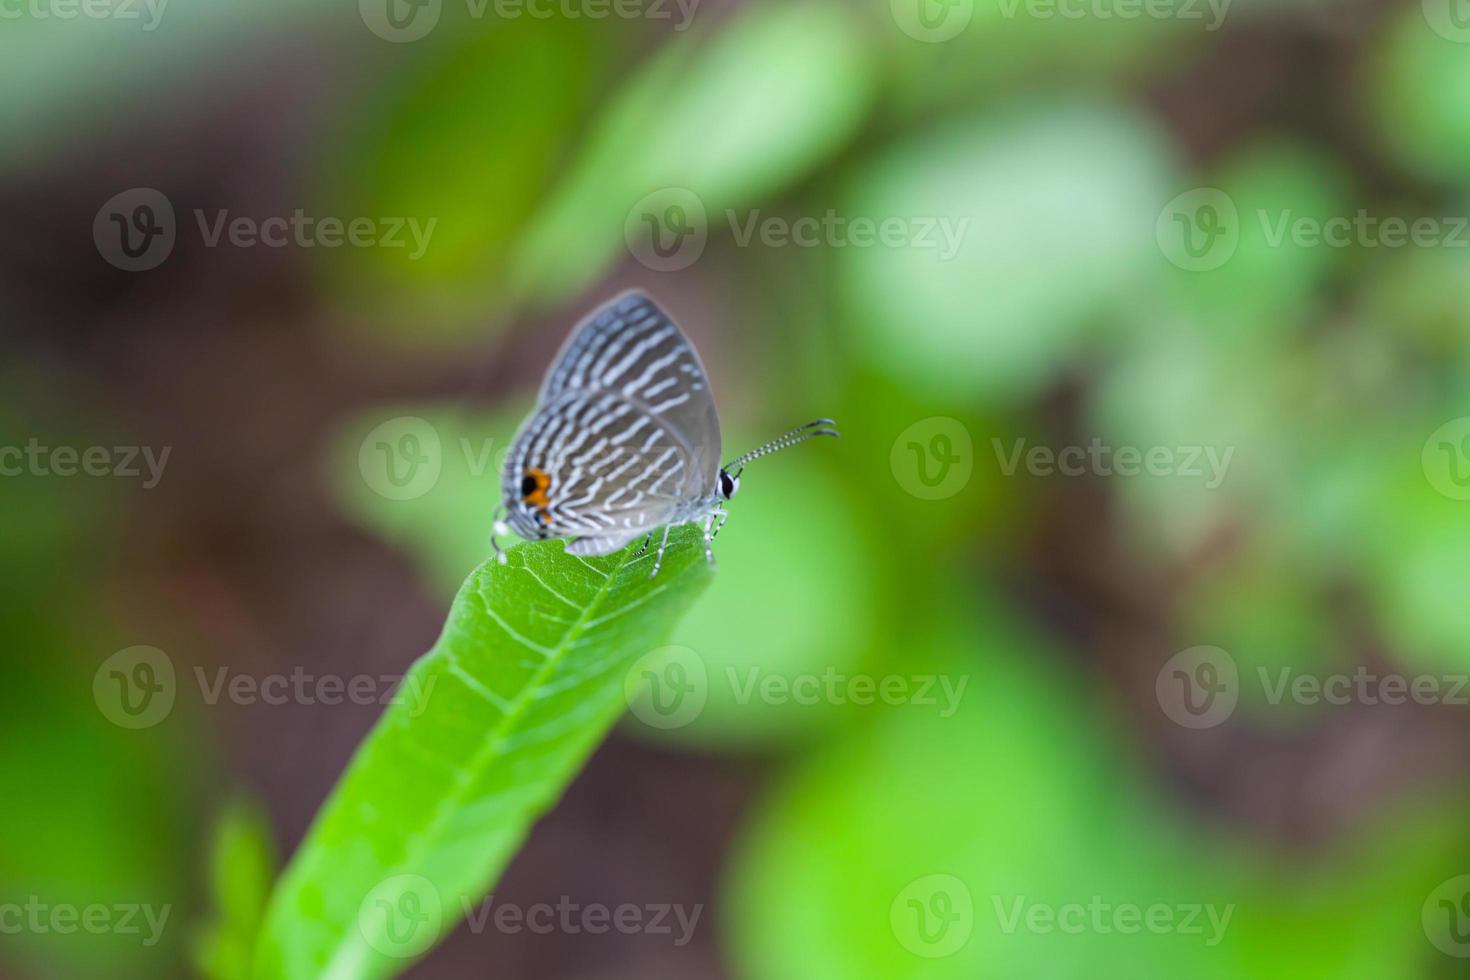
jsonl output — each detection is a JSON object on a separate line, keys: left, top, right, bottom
{"left": 725, "top": 419, "right": 839, "bottom": 476}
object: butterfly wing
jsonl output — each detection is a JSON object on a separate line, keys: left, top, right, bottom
{"left": 501, "top": 292, "right": 720, "bottom": 548}
{"left": 539, "top": 290, "right": 721, "bottom": 496}
{"left": 501, "top": 390, "right": 694, "bottom": 544}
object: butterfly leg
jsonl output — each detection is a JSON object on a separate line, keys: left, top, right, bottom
{"left": 632, "top": 532, "right": 654, "bottom": 559}
{"left": 490, "top": 505, "right": 511, "bottom": 565}
{"left": 702, "top": 514, "right": 717, "bottom": 566}
{"left": 711, "top": 506, "right": 729, "bottom": 541}
{"left": 648, "top": 524, "right": 674, "bottom": 579}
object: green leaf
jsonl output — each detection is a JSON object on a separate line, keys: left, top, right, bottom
{"left": 1363, "top": 459, "right": 1470, "bottom": 674}
{"left": 194, "top": 798, "right": 278, "bottom": 980}
{"left": 252, "top": 532, "right": 713, "bottom": 979}
{"left": 512, "top": 0, "right": 876, "bottom": 301}
{"left": 1157, "top": 141, "right": 1350, "bottom": 336}
{"left": 881, "top": 0, "right": 1180, "bottom": 114}
{"left": 311, "top": 21, "right": 598, "bottom": 345}
{"left": 841, "top": 103, "right": 1174, "bottom": 402}
{"left": 1370, "top": 8, "right": 1470, "bottom": 186}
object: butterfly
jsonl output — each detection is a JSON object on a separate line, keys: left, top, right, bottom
{"left": 491, "top": 290, "right": 838, "bottom": 577}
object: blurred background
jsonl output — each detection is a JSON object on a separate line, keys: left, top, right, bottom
{"left": 7, "top": 0, "right": 1470, "bottom": 975}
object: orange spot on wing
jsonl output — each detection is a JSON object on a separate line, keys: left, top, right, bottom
{"left": 524, "top": 467, "right": 551, "bottom": 509}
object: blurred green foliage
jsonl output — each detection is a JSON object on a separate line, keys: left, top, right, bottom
{"left": 194, "top": 799, "right": 277, "bottom": 980}
{"left": 0, "top": 381, "right": 198, "bottom": 979}
{"left": 314, "top": 21, "right": 601, "bottom": 341}
{"left": 10, "top": 0, "right": 1470, "bottom": 975}
{"left": 725, "top": 606, "right": 1470, "bottom": 980}
{"left": 513, "top": 1, "right": 876, "bottom": 304}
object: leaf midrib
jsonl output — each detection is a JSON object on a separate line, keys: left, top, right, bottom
{"left": 316, "top": 544, "right": 640, "bottom": 976}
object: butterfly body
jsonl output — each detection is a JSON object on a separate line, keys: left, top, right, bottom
{"left": 493, "top": 291, "right": 835, "bottom": 576}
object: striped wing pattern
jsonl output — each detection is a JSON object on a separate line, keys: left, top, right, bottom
{"left": 501, "top": 292, "right": 722, "bottom": 553}
{"left": 540, "top": 290, "right": 721, "bottom": 488}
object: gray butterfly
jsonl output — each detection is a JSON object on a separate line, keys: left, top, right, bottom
{"left": 492, "top": 290, "right": 837, "bottom": 576}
